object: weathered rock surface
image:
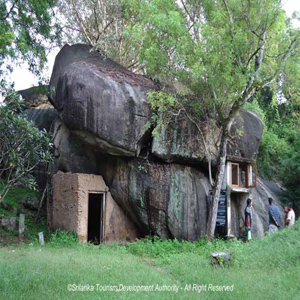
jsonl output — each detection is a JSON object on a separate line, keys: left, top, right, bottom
{"left": 96, "top": 155, "right": 210, "bottom": 240}
{"left": 18, "top": 85, "right": 58, "bottom": 132}
{"left": 230, "top": 178, "right": 285, "bottom": 239}
{"left": 152, "top": 119, "right": 220, "bottom": 166}
{"left": 18, "top": 85, "right": 48, "bottom": 108}
{"left": 49, "top": 44, "right": 155, "bottom": 157}
{"left": 51, "top": 119, "right": 210, "bottom": 240}
{"left": 251, "top": 178, "right": 285, "bottom": 236}
{"left": 152, "top": 109, "right": 263, "bottom": 166}
{"left": 52, "top": 118, "right": 98, "bottom": 174}
{"left": 227, "top": 109, "right": 264, "bottom": 162}
{"left": 53, "top": 123, "right": 282, "bottom": 240}
{"left": 23, "top": 103, "right": 58, "bottom": 132}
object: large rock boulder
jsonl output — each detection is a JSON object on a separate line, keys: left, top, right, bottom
{"left": 152, "top": 109, "right": 263, "bottom": 166}
{"left": 52, "top": 122, "right": 284, "bottom": 240}
{"left": 151, "top": 118, "right": 220, "bottom": 167}
{"left": 52, "top": 120, "right": 210, "bottom": 240}
{"left": 48, "top": 44, "right": 271, "bottom": 241}
{"left": 18, "top": 85, "right": 58, "bottom": 132}
{"left": 49, "top": 44, "right": 155, "bottom": 157}
{"left": 23, "top": 103, "right": 58, "bottom": 132}
{"left": 96, "top": 155, "right": 210, "bottom": 240}
{"left": 18, "top": 85, "right": 48, "bottom": 108}
{"left": 52, "top": 118, "right": 98, "bottom": 174}
{"left": 227, "top": 109, "right": 264, "bottom": 161}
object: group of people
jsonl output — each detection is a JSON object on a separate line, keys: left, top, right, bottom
{"left": 244, "top": 197, "right": 296, "bottom": 242}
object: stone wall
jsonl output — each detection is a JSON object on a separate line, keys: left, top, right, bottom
{"left": 50, "top": 171, "right": 140, "bottom": 243}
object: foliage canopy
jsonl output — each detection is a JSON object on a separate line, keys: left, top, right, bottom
{"left": 123, "top": 0, "right": 300, "bottom": 236}
{"left": 0, "top": 0, "right": 59, "bottom": 76}
{"left": 0, "top": 90, "right": 52, "bottom": 201}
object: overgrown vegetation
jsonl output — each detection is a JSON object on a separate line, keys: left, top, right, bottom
{"left": 0, "top": 222, "right": 299, "bottom": 299}
{"left": 0, "top": 182, "right": 40, "bottom": 217}
{"left": 244, "top": 88, "right": 299, "bottom": 206}
{"left": 0, "top": 90, "right": 52, "bottom": 201}
{"left": 121, "top": 0, "right": 300, "bottom": 238}
{"left": 0, "top": 182, "right": 47, "bottom": 245}
{"left": 0, "top": 0, "right": 60, "bottom": 77}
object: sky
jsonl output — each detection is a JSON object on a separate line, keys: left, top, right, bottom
{"left": 6, "top": 0, "right": 300, "bottom": 92}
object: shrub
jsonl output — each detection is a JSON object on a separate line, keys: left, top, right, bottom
{"left": 48, "top": 229, "right": 79, "bottom": 247}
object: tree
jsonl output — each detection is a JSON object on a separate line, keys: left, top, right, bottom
{"left": 124, "top": 0, "right": 300, "bottom": 238}
{"left": 0, "top": 0, "right": 59, "bottom": 202}
{"left": 0, "top": 88, "right": 52, "bottom": 202}
{"left": 56, "top": 0, "right": 141, "bottom": 69}
{"left": 0, "top": 0, "right": 60, "bottom": 76}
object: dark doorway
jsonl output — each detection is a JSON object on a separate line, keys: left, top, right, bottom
{"left": 88, "top": 193, "right": 104, "bottom": 244}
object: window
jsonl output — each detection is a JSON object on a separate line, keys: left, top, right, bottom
{"left": 230, "top": 162, "right": 257, "bottom": 188}
{"left": 231, "top": 163, "right": 239, "bottom": 187}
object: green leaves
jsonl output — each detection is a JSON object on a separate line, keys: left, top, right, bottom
{"left": 0, "top": 0, "right": 60, "bottom": 73}
{"left": 0, "top": 88, "right": 53, "bottom": 200}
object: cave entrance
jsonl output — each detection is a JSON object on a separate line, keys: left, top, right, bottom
{"left": 88, "top": 193, "right": 105, "bottom": 245}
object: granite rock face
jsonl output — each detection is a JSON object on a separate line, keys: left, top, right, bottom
{"left": 227, "top": 109, "right": 264, "bottom": 162}
{"left": 23, "top": 103, "right": 58, "bottom": 132}
{"left": 18, "top": 85, "right": 48, "bottom": 108}
{"left": 52, "top": 122, "right": 280, "bottom": 240}
{"left": 152, "top": 109, "right": 263, "bottom": 166}
{"left": 230, "top": 178, "right": 285, "bottom": 239}
{"left": 49, "top": 44, "right": 154, "bottom": 157}
{"left": 96, "top": 155, "right": 210, "bottom": 240}
{"left": 18, "top": 85, "right": 58, "bottom": 132}
{"left": 52, "top": 120, "right": 210, "bottom": 240}
{"left": 152, "top": 119, "right": 221, "bottom": 167}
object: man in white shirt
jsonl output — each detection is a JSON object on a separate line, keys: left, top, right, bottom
{"left": 286, "top": 203, "right": 296, "bottom": 227}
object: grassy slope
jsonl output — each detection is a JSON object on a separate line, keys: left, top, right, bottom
{"left": 0, "top": 183, "right": 46, "bottom": 245}
{"left": 0, "top": 182, "right": 41, "bottom": 217}
{"left": 1, "top": 222, "right": 300, "bottom": 300}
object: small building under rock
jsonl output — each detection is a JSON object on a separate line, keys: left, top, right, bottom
{"left": 48, "top": 171, "right": 140, "bottom": 243}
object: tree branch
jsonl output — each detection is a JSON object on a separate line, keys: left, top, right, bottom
{"left": 222, "top": 0, "right": 242, "bottom": 67}
{"left": 1, "top": 0, "right": 19, "bottom": 21}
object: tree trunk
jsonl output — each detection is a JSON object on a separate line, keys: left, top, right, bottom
{"left": 206, "top": 119, "right": 232, "bottom": 239}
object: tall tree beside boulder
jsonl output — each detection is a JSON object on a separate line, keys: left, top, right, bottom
{"left": 0, "top": 0, "right": 59, "bottom": 201}
{"left": 124, "top": 0, "right": 300, "bottom": 238}
{"left": 0, "top": 91, "right": 52, "bottom": 202}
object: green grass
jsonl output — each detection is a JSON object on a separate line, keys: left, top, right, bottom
{"left": 0, "top": 182, "right": 41, "bottom": 217}
{"left": 1, "top": 222, "right": 300, "bottom": 300}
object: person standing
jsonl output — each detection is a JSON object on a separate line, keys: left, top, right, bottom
{"left": 286, "top": 203, "right": 296, "bottom": 227}
{"left": 268, "top": 197, "right": 281, "bottom": 234}
{"left": 284, "top": 205, "right": 289, "bottom": 227}
{"left": 245, "top": 198, "right": 252, "bottom": 242}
